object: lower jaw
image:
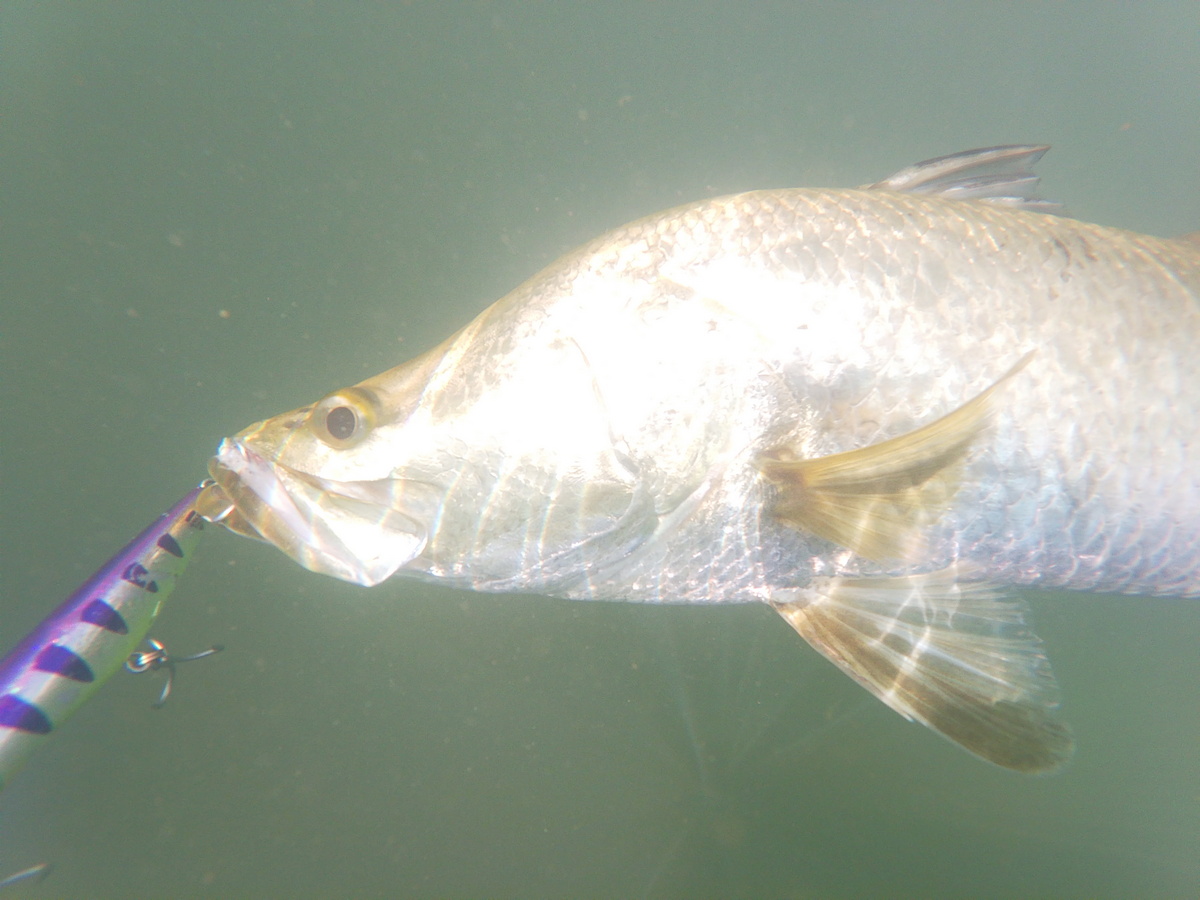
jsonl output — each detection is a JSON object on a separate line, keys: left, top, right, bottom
{"left": 196, "top": 478, "right": 264, "bottom": 543}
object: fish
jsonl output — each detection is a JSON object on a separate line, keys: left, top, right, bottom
{"left": 197, "top": 146, "right": 1200, "bottom": 774}
{"left": 0, "top": 486, "right": 207, "bottom": 789}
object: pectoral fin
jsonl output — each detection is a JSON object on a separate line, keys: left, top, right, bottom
{"left": 772, "top": 568, "right": 1073, "bottom": 773}
{"left": 756, "top": 355, "right": 1031, "bottom": 561}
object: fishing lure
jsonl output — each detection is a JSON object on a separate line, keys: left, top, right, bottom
{"left": 0, "top": 485, "right": 209, "bottom": 790}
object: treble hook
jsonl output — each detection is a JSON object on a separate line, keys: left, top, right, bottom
{"left": 125, "top": 638, "right": 224, "bottom": 708}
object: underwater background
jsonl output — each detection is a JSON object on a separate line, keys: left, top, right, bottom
{"left": 2, "top": 3, "right": 1198, "bottom": 897}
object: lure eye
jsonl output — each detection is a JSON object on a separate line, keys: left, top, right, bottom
{"left": 308, "top": 387, "right": 378, "bottom": 449}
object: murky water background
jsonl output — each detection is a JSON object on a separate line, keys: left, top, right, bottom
{"left": 2, "top": 3, "right": 1198, "bottom": 897}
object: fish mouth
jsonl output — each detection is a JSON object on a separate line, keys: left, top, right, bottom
{"left": 199, "top": 438, "right": 434, "bottom": 587}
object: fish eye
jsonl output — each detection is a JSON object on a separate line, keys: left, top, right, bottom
{"left": 326, "top": 406, "right": 357, "bottom": 440}
{"left": 308, "top": 388, "right": 378, "bottom": 449}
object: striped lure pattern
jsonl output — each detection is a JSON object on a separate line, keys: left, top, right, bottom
{"left": 0, "top": 486, "right": 206, "bottom": 789}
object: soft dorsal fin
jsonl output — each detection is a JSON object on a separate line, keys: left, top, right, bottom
{"left": 864, "top": 145, "right": 1062, "bottom": 213}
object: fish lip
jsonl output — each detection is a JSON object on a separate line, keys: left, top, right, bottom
{"left": 207, "top": 438, "right": 431, "bottom": 587}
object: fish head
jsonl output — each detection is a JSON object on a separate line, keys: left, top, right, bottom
{"left": 199, "top": 341, "right": 453, "bottom": 587}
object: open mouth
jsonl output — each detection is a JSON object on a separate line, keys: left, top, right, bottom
{"left": 198, "top": 439, "right": 432, "bottom": 586}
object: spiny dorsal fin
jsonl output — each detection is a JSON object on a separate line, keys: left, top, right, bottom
{"left": 757, "top": 354, "right": 1032, "bottom": 562}
{"left": 864, "top": 145, "right": 1062, "bottom": 213}
{"left": 772, "top": 568, "right": 1073, "bottom": 773}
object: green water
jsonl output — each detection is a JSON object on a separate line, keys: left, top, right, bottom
{"left": 2, "top": 3, "right": 1198, "bottom": 897}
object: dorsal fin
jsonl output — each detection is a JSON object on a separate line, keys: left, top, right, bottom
{"left": 864, "top": 145, "right": 1062, "bottom": 213}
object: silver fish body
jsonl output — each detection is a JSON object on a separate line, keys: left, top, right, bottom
{"left": 201, "top": 147, "right": 1200, "bottom": 772}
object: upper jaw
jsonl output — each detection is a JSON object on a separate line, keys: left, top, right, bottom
{"left": 200, "top": 438, "right": 436, "bottom": 587}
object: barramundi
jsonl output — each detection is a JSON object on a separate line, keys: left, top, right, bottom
{"left": 197, "top": 146, "right": 1200, "bottom": 773}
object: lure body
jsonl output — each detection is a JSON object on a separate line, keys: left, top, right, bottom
{"left": 0, "top": 487, "right": 206, "bottom": 789}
